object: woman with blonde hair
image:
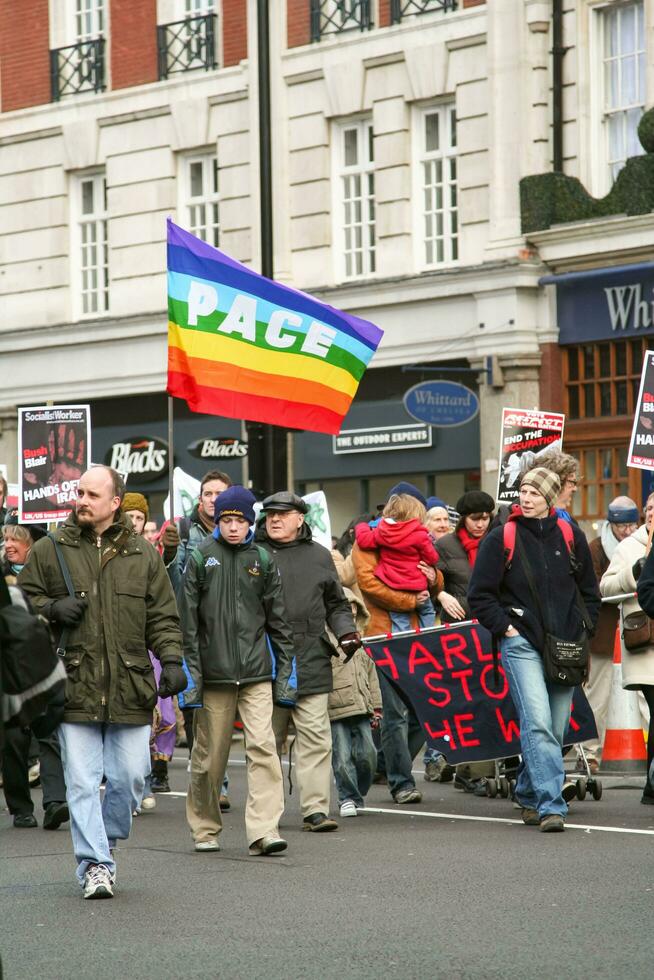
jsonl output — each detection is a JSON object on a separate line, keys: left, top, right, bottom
{"left": 355, "top": 493, "right": 439, "bottom": 632}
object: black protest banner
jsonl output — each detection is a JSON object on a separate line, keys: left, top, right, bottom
{"left": 18, "top": 405, "right": 91, "bottom": 523}
{"left": 627, "top": 349, "right": 654, "bottom": 470}
{"left": 365, "top": 622, "right": 597, "bottom": 765}
{"left": 496, "top": 408, "right": 565, "bottom": 505}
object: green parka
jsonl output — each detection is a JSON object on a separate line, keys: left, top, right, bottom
{"left": 180, "top": 531, "right": 294, "bottom": 699}
{"left": 18, "top": 512, "right": 183, "bottom": 725}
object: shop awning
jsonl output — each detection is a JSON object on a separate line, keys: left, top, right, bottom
{"left": 539, "top": 261, "right": 654, "bottom": 286}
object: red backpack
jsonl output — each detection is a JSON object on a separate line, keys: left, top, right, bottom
{"left": 503, "top": 515, "right": 575, "bottom": 568}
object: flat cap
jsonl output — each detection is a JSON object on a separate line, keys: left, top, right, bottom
{"left": 261, "top": 490, "right": 309, "bottom": 514}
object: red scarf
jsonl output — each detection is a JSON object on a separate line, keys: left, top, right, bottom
{"left": 457, "top": 527, "right": 483, "bottom": 567}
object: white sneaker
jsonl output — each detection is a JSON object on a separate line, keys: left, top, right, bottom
{"left": 194, "top": 839, "right": 220, "bottom": 852}
{"left": 141, "top": 795, "right": 157, "bottom": 811}
{"left": 83, "top": 863, "right": 114, "bottom": 900}
{"left": 187, "top": 759, "right": 191, "bottom": 773}
{"left": 339, "top": 800, "right": 357, "bottom": 818}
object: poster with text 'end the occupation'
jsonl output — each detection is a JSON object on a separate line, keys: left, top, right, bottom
{"left": 628, "top": 350, "right": 654, "bottom": 470}
{"left": 18, "top": 406, "right": 91, "bottom": 523}
{"left": 496, "top": 408, "right": 565, "bottom": 505}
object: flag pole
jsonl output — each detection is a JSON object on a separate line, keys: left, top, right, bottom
{"left": 168, "top": 395, "right": 175, "bottom": 524}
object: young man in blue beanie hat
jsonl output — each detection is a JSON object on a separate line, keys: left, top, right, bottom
{"left": 181, "top": 485, "right": 295, "bottom": 856}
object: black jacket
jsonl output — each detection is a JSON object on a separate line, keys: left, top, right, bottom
{"left": 436, "top": 531, "right": 474, "bottom": 616}
{"left": 256, "top": 522, "right": 355, "bottom": 697}
{"left": 468, "top": 512, "right": 600, "bottom": 650}
{"left": 180, "top": 531, "right": 294, "bottom": 697}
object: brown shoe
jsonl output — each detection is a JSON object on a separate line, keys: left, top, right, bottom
{"left": 521, "top": 808, "right": 540, "bottom": 826}
{"left": 539, "top": 814, "right": 565, "bottom": 833}
{"left": 302, "top": 813, "right": 338, "bottom": 832}
{"left": 219, "top": 794, "right": 230, "bottom": 811}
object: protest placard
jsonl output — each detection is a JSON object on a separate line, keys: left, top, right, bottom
{"left": 18, "top": 405, "right": 91, "bottom": 523}
{"left": 496, "top": 408, "right": 565, "bottom": 504}
{"left": 627, "top": 350, "right": 654, "bottom": 470}
{"left": 364, "top": 622, "right": 596, "bottom": 765}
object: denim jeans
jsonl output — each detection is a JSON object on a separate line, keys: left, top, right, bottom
{"left": 423, "top": 747, "right": 444, "bottom": 766}
{"left": 331, "top": 715, "right": 377, "bottom": 807}
{"left": 377, "top": 670, "right": 425, "bottom": 796}
{"left": 58, "top": 722, "right": 150, "bottom": 885}
{"left": 390, "top": 597, "right": 436, "bottom": 633}
{"left": 500, "top": 634, "right": 573, "bottom": 818}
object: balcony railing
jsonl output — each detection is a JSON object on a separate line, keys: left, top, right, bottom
{"left": 50, "top": 37, "right": 105, "bottom": 101}
{"left": 391, "top": 0, "right": 457, "bottom": 22}
{"left": 157, "top": 13, "right": 217, "bottom": 80}
{"left": 310, "top": 1, "right": 372, "bottom": 41}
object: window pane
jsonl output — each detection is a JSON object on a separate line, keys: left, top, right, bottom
{"left": 82, "top": 180, "right": 94, "bottom": 214}
{"left": 450, "top": 110, "right": 457, "bottom": 148}
{"left": 585, "top": 451, "right": 597, "bottom": 482}
{"left": 584, "top": 383, "right": 595, "bottom": 417}
{"left": 615, "top": 341, "right": 627, "bottom": 375}
{"left": 616, "top": 380, "right": 628, "bottom": 415}
{"left": 425, "top": 113, "right": 439, "bottom": 152}
{"left": 568, "top": 386, "right": 579, "bottom": 420}
{"left": 190, "top": 161, "right": 203, "bottom": 197}
{"left": 599, "top": 345, "right": 610, "bottom": 376}
{"left": 583, "top": 346, "right": 594, "bottom": 378}
{"left": 344, "top": 129, "right": 358, "bottom": 166}
{"left": 567, "top": 349, "right": 579, "bottom": 381}
{"left": 367, "top": 125, "right": 374, "bottom": 163}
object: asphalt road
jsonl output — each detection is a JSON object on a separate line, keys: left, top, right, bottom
{"left": 2, "top": 747, "right": 653, "bottom": 980}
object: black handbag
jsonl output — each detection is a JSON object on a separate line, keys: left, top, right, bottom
{"left": 515, "top": 529, "right": 590, "bottom": 687}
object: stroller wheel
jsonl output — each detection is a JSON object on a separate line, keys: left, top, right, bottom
{"left": 486, "top": 777, "right": 498, "bottom": 798}
{"left": 590, "top": 779, "right": 602, "bottom": 801}
{"left": 575, "top": 777, "right": 587, "bottom": 801}
{"left": 499, "top": 776, "right": 509, "bottom": 798}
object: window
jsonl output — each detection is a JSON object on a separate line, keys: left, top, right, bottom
{"left": 75, "top": 0, "right": 104, "bottom": 40}
{"left": 310, "top": 1, "right": 372, "bottom": 41}
{"left": 182, "top": 154, "right": 220, "bottom": 247}
{"left": 601, "top": 1, "right": 645, "bottom": 182}
{"left": 158, "top": 0, "right": 217, "bottom": 79}
{"left": 564, "top": 338, "right": 647, "bottom": 420}
{"left": 417, "top": 104, "right": 458, "bottom": 266}
{"left": 334, "top": 120, "right": 375, "bottom": 279}
{"left": 74, "top": 172, "right": 108, "bottom": 317}
{"left": 570, "top": 447, "right": 629, "bottom": 522}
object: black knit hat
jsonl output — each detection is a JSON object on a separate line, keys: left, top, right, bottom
{"left": 455, "top": 490, "right": 495, "bottom": 516}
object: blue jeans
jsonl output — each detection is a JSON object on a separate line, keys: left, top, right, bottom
{"left": 377, "top": 670, "right": 425, "bottom": 796}
{"left": 500, "top": 634, "right": 573, "bottom": 818}
{"left": 423, "top": 747, "right": 444, "bottom": 765}
{"left": 58, "top": 722, "right": 150, "bottom": 885}
{"left": 390, "top": 597, "right": 436, "bottom": 633}
{"left": 331, "top": 715, "right": 377, "bottom": 807}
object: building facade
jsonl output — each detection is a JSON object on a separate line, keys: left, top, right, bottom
{"left": 0, "top": 0, "right": 652, "bottom": 533}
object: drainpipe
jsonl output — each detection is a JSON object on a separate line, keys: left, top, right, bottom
{"left": 552, "top": 0, "right": 565, "bottom": 172}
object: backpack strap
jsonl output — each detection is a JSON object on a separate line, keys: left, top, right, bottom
{"left": 557, "top": 517, "right": 575, "bottom": 555}
{"left": 503, "top": 522, "right": 517, "bottom": 568}
{"left": 255, "top": 544, "right": 271, "bottom": 574}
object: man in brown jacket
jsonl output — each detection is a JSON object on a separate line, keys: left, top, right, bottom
{"left": 578, "top": 496, "right": 639, "bottom": 772}
{"left": 19, "top": 466, "right": 185, "bottom": 900}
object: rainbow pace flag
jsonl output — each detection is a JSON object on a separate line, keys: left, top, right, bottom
{"left": 166, "top": 220, "right": 384, "bottom": 435}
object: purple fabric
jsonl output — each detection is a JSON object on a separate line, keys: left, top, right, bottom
{"left": 149, "top": 652, "right": 177, "bottom": 761}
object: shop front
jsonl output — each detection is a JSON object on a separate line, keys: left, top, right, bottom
{"left": 540, "top": 261, "right": 654, "bottom": 525}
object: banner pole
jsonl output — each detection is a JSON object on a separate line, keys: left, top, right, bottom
{"left": 168, "top": 395, "right": 174, "bottom": 524}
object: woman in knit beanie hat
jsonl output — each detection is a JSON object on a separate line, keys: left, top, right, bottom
{"left": 519, "top": 468, "right": 561, "bottom": 511}
{"left": 122, "top": 492, "right": 149, "bottom": 536}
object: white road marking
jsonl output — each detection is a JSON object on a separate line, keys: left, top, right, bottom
{"left": 162, "top": 792, "right": 654, "bottom": 836}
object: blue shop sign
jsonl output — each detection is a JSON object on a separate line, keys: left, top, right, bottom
{"left": 403, "top": 381, "right": 479, "bottom": 427}
{"left": 541, "top": 262, "right": 654, "bottom": 346}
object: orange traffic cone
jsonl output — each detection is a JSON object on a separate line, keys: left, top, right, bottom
{"left": 601, "top": 625, "right": 648, "bottom": 772}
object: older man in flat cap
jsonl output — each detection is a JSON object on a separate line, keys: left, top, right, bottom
{"left": 256, "top": 491, "right": 359, "bottom": 832}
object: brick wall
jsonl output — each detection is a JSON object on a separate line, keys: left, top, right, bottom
{"left": 539, "top": 343, "right": 565, "bottom": 413}
{"left": 287, "top": 0, "right": 311, "bottom": 48}
{"left": 379, "top": 0, "right": 391, "bottom": 27}
{"left": 223, "top": 0, "right": 247, "bottom": 67}
{"left": 110, "top": 0, "right": 158, "bottom": 90}
{"left": 462, "top": 0, "right": 486, "bottom": 8}
{"left": 0, "top": 0, "right": 50, "bottom": 111}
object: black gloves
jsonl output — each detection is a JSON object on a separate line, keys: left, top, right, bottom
{"left": 633, "top": 557, "right": 647, "bottom": 582}
{"left": 50, "top": 596, "right": 87, "bottom": 627}
{"left": 339, "top": 632, "right": 362, "bottom": 663}
{"left": 157, "top": 662, "right": 188, "bottom": 699}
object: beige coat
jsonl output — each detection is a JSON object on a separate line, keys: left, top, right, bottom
{"left": 327, "top": 586, "right": 381, "bottom": 721}
{"left": 600, "top": 524, "right": 654, "bottom": 689}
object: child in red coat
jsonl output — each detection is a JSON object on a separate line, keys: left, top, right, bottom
{"left": 355, "top": 494, "right": 438, "bottom": 632}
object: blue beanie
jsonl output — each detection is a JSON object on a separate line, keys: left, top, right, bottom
{"left": 426, "top": 496, "right": 447, "bottom": 511}
{"left": 607, "top": 503, "right": 639, "bottom": 525}
{"left": 387, "top": 482, "right": 427, "bottom": 507}
{"left": 214, "top": 485, "right": 256, "bottom": 525}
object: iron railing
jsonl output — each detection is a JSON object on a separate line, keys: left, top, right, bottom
{"left": 157, "top": 13, "right": 217, "bottom": 80}
{"left": 50, "top": 37, "right": 105, "bottom": 101}
{"left": 310, "top": 1, "right": 372, "bottom": 41}
{"left": 391, "top": 0, "right": 457, "bottom": 22}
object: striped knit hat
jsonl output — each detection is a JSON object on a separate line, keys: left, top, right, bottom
{"left": 520, "top": 467, "right": 561, "bottom": 508}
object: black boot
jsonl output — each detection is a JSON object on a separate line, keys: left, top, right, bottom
{"left": 150, "top": 759, "right": 170, "bottom": 793}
